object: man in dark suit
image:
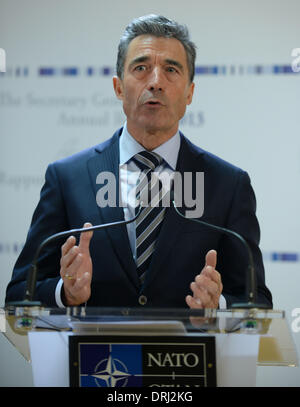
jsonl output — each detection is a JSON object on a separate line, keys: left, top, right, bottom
{"left": 5, "top": 15, "right": 272, "bottom": 309}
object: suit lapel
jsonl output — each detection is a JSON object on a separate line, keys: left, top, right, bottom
{"left": 87, "top": 130, "right": 140, "bottom": 291}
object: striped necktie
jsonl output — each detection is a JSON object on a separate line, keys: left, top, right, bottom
{"left": 132, "top": 151, "right": 167, "bottom": 283}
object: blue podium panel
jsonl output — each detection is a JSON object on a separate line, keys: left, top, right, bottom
{"left": 69, "top": 335, "right": 216, "bottom": 388}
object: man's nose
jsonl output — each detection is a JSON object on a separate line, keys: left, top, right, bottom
{"left": 147, "top": 67, "right": 164, "bottom": 91}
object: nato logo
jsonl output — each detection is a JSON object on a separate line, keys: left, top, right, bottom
{"left": 79, "top": 343, "right": 143, "bottom": 387}
{"left": 69, "top": 336, "right": 216, "bottom": 387}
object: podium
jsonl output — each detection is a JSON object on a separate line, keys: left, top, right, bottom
{"left": 1, "top": 306, "right": 298, "bottom": 387}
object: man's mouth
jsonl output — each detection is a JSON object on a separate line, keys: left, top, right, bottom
{"left": 144, "top": 99, "right": 163, "bottom": 106}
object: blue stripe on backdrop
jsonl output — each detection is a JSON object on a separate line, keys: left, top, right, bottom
{"left": 1, "top": 65, "right": 299, "bottom": 78}
{"left": 263, "top": 251, "right": 299, "bottom": 262}
{"left": 0, "top": 242, "right": 299, "bottom": 263}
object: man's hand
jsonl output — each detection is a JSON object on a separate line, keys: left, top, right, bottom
{"left": 186, "top": 249, "right": 223, "bottom": 309}
{"left": 60, "top": 223, "right": 93, "bottom": 306}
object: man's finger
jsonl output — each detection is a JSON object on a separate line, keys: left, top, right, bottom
{"left": 201, "top": 266, "right": 222, "bottom": 285}
{"left": 60, "top": 245, "right": 79, "bottom": 269}
{"left": 79, "top": 222, "right": 93, "bottom": 253}
{"left": 61, "top": 235, "right": 76, "bottom": 257}
{"left": 205, "top": 249, "right": 217, "bottom": 269}
{"left": 186, "top": 295, "right": 203, "bottom": 309}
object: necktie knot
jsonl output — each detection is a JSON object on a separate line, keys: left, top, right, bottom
{"left": 132, "top": 151, "right": 163, "bottom": 171}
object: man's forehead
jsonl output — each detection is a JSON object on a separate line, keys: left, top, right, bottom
{"left": 125, "top": 34, "right": 187, "bottom": 64}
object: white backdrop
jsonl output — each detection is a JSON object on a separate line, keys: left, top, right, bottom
{"left": 0, "top": 0, "right": 299, "bottom": 386}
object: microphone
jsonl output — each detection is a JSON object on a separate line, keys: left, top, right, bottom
{"left": 170, "top": 192, "right": 269, "bottom": 309}
{"left": 7, "top": 206, "right": 143, "bottom": 307}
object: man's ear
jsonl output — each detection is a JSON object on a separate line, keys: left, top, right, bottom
{"left": 186, "top": 81, "right": 195, "bottom": 105}
{"left": 113, "top": 76, "right": 124, "bottom": 100}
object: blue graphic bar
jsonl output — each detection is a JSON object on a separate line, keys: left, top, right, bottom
{"left": 39, "top": 67, "right": 56, "bottom": 76}
{"left": 102, "top": 66, "right": 112, "bottom": 76}
{"left": 62, "top": 67, "right": 78, "bottom": 76}
{"left": 0, "top": 64, "right": 299, "bottom": 78}
{"left": 193, "top": 65, "right": 297, "bottom": 76}
{"left": 273, "top": 65, "right": 294, "bottom": 74}
{"left": 272, "top": 252, "right": 299, "bottom": 262}
{"left": 263, "top": 251, "right": 300, "bottom": 262}
{"left": 39, "top": 67, "right": 79, "bottom": 76}
{"left": 0, "top": 243, "right": 299, "bottom": 263}
{"left": 0, "top": 242, "right": 24, "bottom": 254}
{"left": 195, "top": 65, "right": 221, "bottom": 75}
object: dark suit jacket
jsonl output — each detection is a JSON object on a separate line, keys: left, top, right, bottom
{"left": 5, "top": 129, "right": 273, "bottom": 308}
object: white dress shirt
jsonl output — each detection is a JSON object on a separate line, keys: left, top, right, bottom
{"left": 119, "top": 123, "right": 180, "bottom": 260}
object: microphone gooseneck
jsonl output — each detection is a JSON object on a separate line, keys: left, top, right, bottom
{"left": 8, "top": 206, "right": 143, "bottom": 307}
{"left": 171, "top": 197, "right": 269, "bottom": 309}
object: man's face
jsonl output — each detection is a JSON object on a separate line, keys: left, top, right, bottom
{"left": 113, "top": 35, "right": 194, "bottom": 139}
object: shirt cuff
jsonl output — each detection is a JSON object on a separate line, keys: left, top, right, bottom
{"left": 218, "top": 294, "right": 227, "bottom": 309}
{"left": 55, "top": 278, "right": 65, "bottom": 308}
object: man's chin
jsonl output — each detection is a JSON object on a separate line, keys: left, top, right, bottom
{"left": 127, "top": 117, "right": 178, "bottom": 140}
{"left": 140, "top": 118, "right": 174, "bottom": 134}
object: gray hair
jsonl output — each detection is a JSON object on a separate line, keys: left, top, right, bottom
{"left": 116, "top": 14, "right": 196, "bottom": 83}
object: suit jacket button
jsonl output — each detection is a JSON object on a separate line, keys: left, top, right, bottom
{"left": 138, "top": 295, "right": 147, "bottom": 305}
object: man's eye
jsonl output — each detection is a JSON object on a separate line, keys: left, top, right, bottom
{"left": 135, "top": 65, "right": 146, "bottom": 71}
{"left": 166, "top": 66, "right": 177, "bottom": 73}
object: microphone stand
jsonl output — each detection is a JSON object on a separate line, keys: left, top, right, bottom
{"left": 172, "top": 200, "right": 269, "bottom": 309}
{"left": 7, "top": 206, "right": 143, "bottom": 308}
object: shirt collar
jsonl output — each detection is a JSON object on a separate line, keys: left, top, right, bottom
{"left": 119, "top": 122, "right": 180, "bottom": 170}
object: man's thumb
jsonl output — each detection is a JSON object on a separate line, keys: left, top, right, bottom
{"left": 205, "top": 249, "right": 217, "bottom": 269}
